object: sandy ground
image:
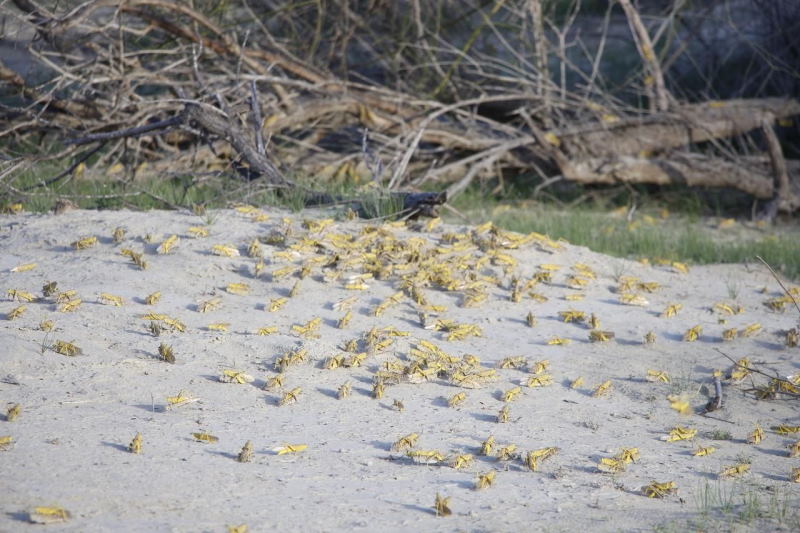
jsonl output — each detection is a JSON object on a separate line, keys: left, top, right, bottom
{"left": 1, "top": 207, "right": 799, "bottom": 533}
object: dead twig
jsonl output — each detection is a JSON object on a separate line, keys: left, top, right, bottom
{"left": 66, "top": 116, "right": 186, "bottom": 146}
{"left": 714, "top": 348, "right": 799, "bottom": 400}
{"left": 756, "top": 256, "right": 800, "bottom": 317}
{"left": 27, "top": 143, "right": 108, "bottom": 191}
{"left": 249, "top": 80, "right": 265, "bottom": 157}
{"left": 617, "top": 0, "right": 671, "bottom": 112}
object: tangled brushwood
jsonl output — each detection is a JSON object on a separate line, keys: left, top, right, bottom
{"left": 0, "top": 0, "right": 799, "bottom": 216}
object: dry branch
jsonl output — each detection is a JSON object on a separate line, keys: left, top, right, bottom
{"left": 617, "top": 0, "right": 671, "bottom": 112}
{"left": 528, "top": 0, "right": 549, "bottom": 111}
{"left": 560, "top": 152, "right": 781, "bottom": 197}
{"left": 555, "top": 98, "right": 800, "bottom": 160}
{"left": 183, "top": 104, "right": 286, "bottom": 186}
{"left": 762, "top": 116, "right": 794, "bottom": 214}
{"left": 541, "top": 97, "right": 800, "bottom": 212}
{"left": 0, "top": 0, "right": 798, "bottom": 215}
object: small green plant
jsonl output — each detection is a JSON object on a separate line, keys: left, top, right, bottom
{"left": 765, "top": 487, "right": 796, "bottom": 525}
{"left": 738, "top": 487, "right": 764, "bottom": 524}
{"left": 40, "top": 332, "right": 53, "bottom": 355}
{"left": 708, "top": 429, "right": 733, "bottom": 440}
{"left": 695, "top": 480, "right": 736, "bottom": 517}
{"left": 734, "top": 452, "right": 753, "bottom": 465}
{"left": 199, "top": 208, "right": 219, "bottom": 226}
{"left": 668, "top": 367, "right": 699, "bottom": 396}
{"left": 281, "top": 186, "right": 309, "bottom": 213}
{"left": 358, "top": 192, "right": 404, "bottom": 220}
{"left": 652, "top": 521, "right": 684, "bottom": 533}
{"left": 666, "top": 482, "right": 800, "bottom": 531}
{"left": 580, "top": 419, "right": 600, "bottom": 432}
{"left": 725, "top": 276, "right": 741, "bottom": 300}
{"left": 610, "top": 260, "right": 629, "bottom": 282}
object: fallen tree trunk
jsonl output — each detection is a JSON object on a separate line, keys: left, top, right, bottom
{"left": 554, "top": 98, "right": 800, "bottom": 160}
{"left": 536, "top": 97, "right": 800, "bottom": 214}
{"left": 556, "top": 152, "right": 800, "bottom": 212}
{"left": 561, "top": 152, "right": 768, "bottom": 196}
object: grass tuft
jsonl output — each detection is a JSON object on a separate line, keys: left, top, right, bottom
{"left": 4, "top": 165, "right": 799, "bottom": 280}
{"left": 448, "top": 191, "right": 800, "bottom": 280}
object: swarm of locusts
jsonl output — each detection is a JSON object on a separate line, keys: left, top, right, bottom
{"left": 5, "top": 203, "right": 800, "bottom": 529}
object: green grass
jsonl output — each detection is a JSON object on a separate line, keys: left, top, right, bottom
{"left": 707, "top": 429, "right": 733, "bottom": 441}
{"left": 678, "top": 480, "right": 800, "bottom": 531}
{"left": 448, "top": 190, "right": 800, "bottom": 280}
{"left": 1, "top": 162, "right": 241, "bottom": 211}
{"left": 0, "top": 162, "right": 409, "bottom": 220}
{"left": 657, "top": 481, "right": 800, "bottom": 532}
{"left": 3, "top": 163, "right": 799, "bottom": 279}
{"left": 696, "top": 480, "right": 737, "bottom": 517}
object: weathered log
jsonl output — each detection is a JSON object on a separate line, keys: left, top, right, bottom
{"left": 533, "top": 97, "right": 800, "bottom": 212}
{"left": 555, "top": 98, "right": 800, "bottom": 160}
{"left": 557, "top": 151, "right": 800, "bottom": 212}
{"left": 397, "top": 191, "right": 447, "bottom": 216}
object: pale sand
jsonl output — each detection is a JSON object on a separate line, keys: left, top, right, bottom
{"left": 1, "top": 208, "right": 798, "bottom": 532}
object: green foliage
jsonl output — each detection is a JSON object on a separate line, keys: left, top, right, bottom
{"left": 357, "top": 191, "right": 405, "bottom": 220}
{"left": 449, "top": 189, "right": 800, "bottom": 280}
{"left": 3, "top": 164, "right": 798, "bottom": 281}
{"left": 0, "top": 164, "right": 407, "bottom": 221}
{"left": 1, "top": 164, "right": 240, "bottom": 212}
{"left": 708, "top": 429, "right": 733, "bottom": 441}
{"left": 682, "top": 481, "right": 800, "bottom": 531}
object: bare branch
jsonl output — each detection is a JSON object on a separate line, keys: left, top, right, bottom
{"left": 617, "top": 0, "right": 671, "bottom": 112}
